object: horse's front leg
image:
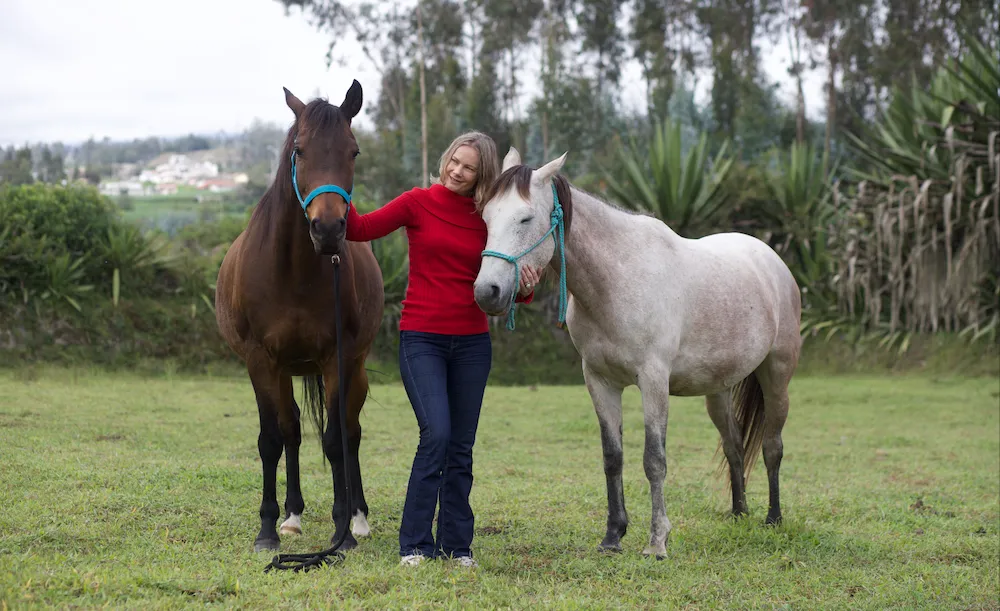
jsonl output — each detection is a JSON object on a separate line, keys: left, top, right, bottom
{"left": 278, "top": 398, "right": 305, "bottom": 536}
{"left": 584, "top": 366, "right": 627, "bottom": 553}
{"left": 322, "top": 369, "right": 358, "bottom": 552}
{"left": 246, "top": 359, "right": 291, "bottom": 553}
{"left": 638, "top": 372, "right": 671, "bottom": 559}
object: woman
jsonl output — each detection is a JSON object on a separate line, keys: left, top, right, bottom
{"left": 345, "top": 131, "right": 541, "bottom": 567}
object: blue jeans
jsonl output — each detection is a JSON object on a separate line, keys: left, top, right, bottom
{"left": 397, "top": 330, "right": 492, "bottom": 559}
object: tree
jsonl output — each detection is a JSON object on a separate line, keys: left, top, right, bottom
{"left": 0, "top": 146, "right": 35, "bottom": 185}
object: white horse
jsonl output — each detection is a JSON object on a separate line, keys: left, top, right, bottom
{"left": 474, "top": 148, "right": 801, "bottom": 558}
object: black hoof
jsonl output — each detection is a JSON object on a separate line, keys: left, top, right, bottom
{"left": 254, "top": 537, "right": 280, "bottom": 553}
{"left": 330, "top": 532, "right": 358, "bottom": 551}
{"left": 598, "top": 542, "right": 622, "bottom": 553}
{"left": 765, "top": 514, "right": 783, "bottom": 526}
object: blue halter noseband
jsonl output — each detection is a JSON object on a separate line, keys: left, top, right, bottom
{"left": 481, "top": 182, "right": 568, "bottom": 331}
{"left": 290, "top": 148, "right": 353, "bottom": 220}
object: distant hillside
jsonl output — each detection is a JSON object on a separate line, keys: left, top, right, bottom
{"left": 145, "top": 147, "right": 243, "bottom": 172}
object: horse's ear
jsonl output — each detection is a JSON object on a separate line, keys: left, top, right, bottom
{"left": 340, "top": 79, "right": 363, "bottom": 121}
{"left": 533, "top": 151, "right": 568, "bottom": 183}
{"left": 284, "top": 87, "right": 305, "bottom": 118}
{"left": 502, "top": 147, "right": 521, "bottom": 172}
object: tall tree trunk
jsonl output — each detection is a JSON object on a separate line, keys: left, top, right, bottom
{"left": 825, "top": 34, "right": 837, "bottom": 158}
{"left": 417, "top": 0, "right": 428, "bottom": 187}
{"left": 785, "top": 0, "right": 806, "bottom": 143}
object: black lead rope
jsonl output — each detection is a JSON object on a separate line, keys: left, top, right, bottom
{"left": 264, "top": 254, "right": 351, "bottom": 573}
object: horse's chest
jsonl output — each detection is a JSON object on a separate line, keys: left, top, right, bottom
{"left": 568, "top": 319, "right": 639, "bottom": 386}
{"left": 252, "top": 307, "right": 336, "bottom": 361}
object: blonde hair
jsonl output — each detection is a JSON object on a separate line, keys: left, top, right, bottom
{"left": 435, "top": 131, "right": 500, "bottom": 211}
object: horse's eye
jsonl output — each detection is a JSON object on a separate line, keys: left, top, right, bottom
{"left": 353, "top": 150, "right": 361, "bottom": 159}
{"left": 294, "top": 146, "right": 303, "bottom": 157}
{"left": 520, "top": 216, "right": 533, "bottom": 225}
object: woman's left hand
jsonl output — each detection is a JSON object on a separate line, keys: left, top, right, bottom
{"left": 518, "top": 265, "right": 542, "bottom": 297}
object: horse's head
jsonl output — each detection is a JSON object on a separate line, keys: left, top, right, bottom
{"left": 284, "top": 81, "right": 363, "bottom": 255}
{"left": 474, "top": 147, "right": 570, "bottom": 317}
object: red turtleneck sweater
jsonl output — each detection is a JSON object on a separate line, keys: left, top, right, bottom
{"left": 346, "top": 183, "right": 532, "bottom": 335}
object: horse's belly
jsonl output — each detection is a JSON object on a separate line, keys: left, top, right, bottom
{"left": 668, "top": 312, "right": 775, "bottom": 396}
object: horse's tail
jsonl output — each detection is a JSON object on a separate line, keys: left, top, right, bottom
{"left": 302, "top": 375, "right": 326, "bottom": 446}
{"left": 716, "top": 372, "right": 767, "bottom": 488}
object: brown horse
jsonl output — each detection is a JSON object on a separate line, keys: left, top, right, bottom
{"left": 215, "top": 80, "right": 384, "bottom": 554}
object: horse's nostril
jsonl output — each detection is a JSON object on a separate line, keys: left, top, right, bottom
{"left": 310, "top": 218, "right": 320, "bottom": 232}
{"left": 489, "top": 284, "right": 500, "bottom": 299}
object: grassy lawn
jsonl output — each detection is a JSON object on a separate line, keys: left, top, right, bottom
{"left": 1, "top": 370, "right": 997, "bottom": 609}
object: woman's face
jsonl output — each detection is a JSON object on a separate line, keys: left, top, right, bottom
{"left": 443, "top": 145, "right": 480, "bottom": 196}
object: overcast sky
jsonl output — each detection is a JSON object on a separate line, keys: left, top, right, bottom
{"left": 0, "top": 0, "right": 825, "bottom": 147}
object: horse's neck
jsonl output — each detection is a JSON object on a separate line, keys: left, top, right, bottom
{"left": 254, "top": 189, "right": 323, "bottom": 283}
{"left": 560, "top": 188, "right": 676, "bottom": 310}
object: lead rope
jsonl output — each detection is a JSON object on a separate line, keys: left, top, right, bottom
{"left": 264, "top": 254, "right": 351, "bottom": 573}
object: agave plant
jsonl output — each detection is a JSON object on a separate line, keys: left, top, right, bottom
{"left": 829, "top": 29, "right": 999, "bottom": 345}
{"left": 102, "top": 225, "right": 172, "bottom": 306}
{"left": 603, "top": 118, "right": 735, "bottom": 238}
{"left": 39, "top": 253, "right": 93, "bottom": 312}
{"left": 757, "top": 142, "right": 839, "bottom": 300}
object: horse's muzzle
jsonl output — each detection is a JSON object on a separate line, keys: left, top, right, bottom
{"left": 310, "top": 218, "right": 347, "bottom": 255}
{"left": 473, "top": 281, "right": 510, "bottom": 316}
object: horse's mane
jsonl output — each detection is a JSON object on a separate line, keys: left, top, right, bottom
{"left": 248, "top": 99, "right": 346, "bottom": 240}
{"left": 484, "top": 164, "right": 574, "bottom": 235}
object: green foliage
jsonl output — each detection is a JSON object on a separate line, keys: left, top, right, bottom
{"left": 0, "top": 146, "right": 36, "bottom": 186}
{"left": 0, "top": 183, "right": 219, "bottom": 315}
{"left": 756, "top": 142, "right": 838, "bottom": 299}
{"left": 101, "top": 225, "right": 171, "bottom": 303}
{"left": 827, "top": 30, "right": 1000, "bottom": 346}
{"left": 602, "top": 117, "right": 734, "bottom": 237}
{"left": 0, "top": 183, "right": 117, "bottom": 309}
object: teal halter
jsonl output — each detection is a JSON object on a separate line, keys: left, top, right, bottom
{"left": 291, "top": 149, "right": 353, "bottom": 220}
{"left": 481, "top": 182, "right": 568, "bottom": 331}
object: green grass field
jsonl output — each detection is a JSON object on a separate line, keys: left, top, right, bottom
{"left": 1, "top": 370, "right": 997, "bottom": 609}
{"left": 116, "top": 193, "right": 247, "bottom": 233}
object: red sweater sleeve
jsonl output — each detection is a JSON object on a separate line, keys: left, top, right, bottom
{"left": 346, "top": 192, "right": 416, "bottom": 241}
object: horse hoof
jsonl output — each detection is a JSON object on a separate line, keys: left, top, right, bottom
{"left": 642, "top": 546, "right": 667, "bottom": 559}
{"left": 254, "top": 538, "right": 280, "bottom": 553}
{"left": 765, "top": 515, "right": 783, "bottom": 527}
{"left": 331, "top": 534, "right": 358, "bottom": 552}
{"left": 279, "top": 513, "right": 303, "bottom": 536}
{"left": 598, "top": 542, "right": 622, "bottom": 553}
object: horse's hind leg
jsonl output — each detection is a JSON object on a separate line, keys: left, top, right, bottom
{"left": 247, "top": 358, "right": 290, "bottom": 552}
{"left": 756, "top": 352, "right": 794, "bottom": 526}
{"left": 278, "top": 397, "right": 305, "bottom": 536}
{"left": 583, "top": 366, "right": 628, "bottom": 553}
{"left": 706, "top": 391, "right": 748, "bottom": 516}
